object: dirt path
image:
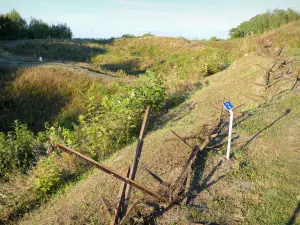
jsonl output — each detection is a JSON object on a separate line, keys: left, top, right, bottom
{"left": 0, "top": 55, "right": 132, "bottom": 82}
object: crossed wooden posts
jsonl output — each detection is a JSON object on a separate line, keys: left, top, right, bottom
{"left": 54, "top": 105, "right": 157, "bottom": 225}
{"left": 53, "top": 100, "right": 236, "bottom": 224}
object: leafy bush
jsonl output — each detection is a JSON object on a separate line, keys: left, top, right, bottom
{"left": 209, "top": 36, "right": 219, "bottom": 41}
{"left": 51, "top": 71, "right": 167, "bottom": 159}
{"left": 33, "top": 155, "right": 65, "bottom": 197}
{"left": 122, "top": 34, "right": 136, "bottom": 38}
{"left": 0, "top": 121, "right": 41, "bottom": 180}
{"left": 142, "top": 33, "right": 154, "bottom": 37}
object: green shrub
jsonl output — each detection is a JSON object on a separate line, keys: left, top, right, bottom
{"left": 122, "top": 34, "right": 136, "bottom": 38}
{"left": 33, "top": 155, "right": 64, "bottom": 197}
{"left": 142, "top": 33, "right": 154, "bottom": 37}
{"left": 209, "top": 36, "right": 219, "bottom": 41}
{"left": 0, "top": 121, "right": 39, "bottom": 180}
{"left": 51, "top": 71, "right": 167, "bottom": 159}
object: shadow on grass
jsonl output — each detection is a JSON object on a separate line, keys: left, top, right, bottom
{"left": 143, "top": 148, "right": 224, "bottom": 225}
{"left": 187, "top": 155, "right": 224, "bottom": 204}
{"left": 286, "top": 201, "right": 300, "bottom": 225}
{"left": 0, "top": 172, "right": 84, "bottom": 225}
{"left": 5, "top": 41, "right": 107, "bottom": 62}
{"left": 240, "top": 109, "right": 291, "bottom": 149}
{"left": 0, "top": 67, "right": 72, "bottom": 132}
{"left": 101, "top": 59, "right": 146, "bottom": 76}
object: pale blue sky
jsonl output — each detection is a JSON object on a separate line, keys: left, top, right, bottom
{"left": 1, "top": 0, "right": 300, "bottom": 39}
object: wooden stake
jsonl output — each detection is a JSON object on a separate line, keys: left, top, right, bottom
{"left": 110, "top": 166, "right": 131, "bottom": 225}
{"left": 55, "top": 143, "right": 164, "bottom": 200}
{"left": 171, "top": 130, "right": 193, "bottom": 150}
{"left": 124, "top": 106, "right": 151, "bottom": 211}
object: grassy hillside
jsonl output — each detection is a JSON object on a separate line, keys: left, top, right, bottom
{"left": 14, "top": 48, "right": 300, "bottom": 225}
{"left": 0, "top": 65, "right": 116, "bottom": 132}
{"left": 0, "top": 21, "right": 300, "bottom": 225}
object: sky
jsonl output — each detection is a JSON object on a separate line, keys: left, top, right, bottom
{"left": 1, "top": 0, "right": 300, "bottom": 39}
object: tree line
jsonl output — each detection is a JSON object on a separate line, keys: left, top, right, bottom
{"left": 0, "top": 9, "right": 72, "bottom": 40}
{"left": 229, "top": 8, "right": 300, "bottom": 39}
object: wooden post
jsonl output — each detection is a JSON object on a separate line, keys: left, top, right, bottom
{"left": 265, "top": 62, "right": 277, "bottom": 90}
{"left": 55, "top": 143, "right": 163, "bottom": 200}
{"left": 291, "top": 68, "right": 300, "bottom": 91}
{"left": 110, "top": 166, "right": 131, "bottom": 225}
{"left": 124, "top": 106, "right": 151, "bottom": 208}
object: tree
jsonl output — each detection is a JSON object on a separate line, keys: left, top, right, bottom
{"left": 229, "top": 9, "right": 300, "bottom": 39}
{"left": 0, "top": 9, "right": 73, "bottom": 40}
{"left": 0, "top": 9, "right": 27, "bottom": 39}
{"left": 50, "top": 23, "right": 72, "bottom": 39}
{"left": 27, "top": 19, "right": 50, "bottom": 39}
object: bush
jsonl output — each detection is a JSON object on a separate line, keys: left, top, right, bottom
{"left": 0, "top": 121, "right": 40, "bottom": 180}
{"left": 142, "top": 33, "right": 154, "bottom": 37}
{"left": 122, "top": 34, "right": 136, "bottom": 38}
{"left": 209, "top": 36, "right": 219, "bottom": 41}
{"left": 33, "top": 154, "right": 65, "bottom": 197}
{"left": 51, "top": 71, "right": 167, "bottom": 159}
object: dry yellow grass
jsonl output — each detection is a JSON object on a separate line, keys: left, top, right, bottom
{"left": 0, "top": 65, "right": 115, "bottom": 131}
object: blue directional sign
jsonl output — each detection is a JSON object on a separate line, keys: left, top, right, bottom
{"left": 223, "top": 101, "right": 234, "bottom": 111}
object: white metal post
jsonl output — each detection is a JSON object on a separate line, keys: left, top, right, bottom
{"left": 226, "top": 109, "right": 234, "bottom": 160}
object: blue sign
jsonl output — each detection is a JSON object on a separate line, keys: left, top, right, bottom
{"left": 223, "top": 101, "right": 234, "bottom": 110}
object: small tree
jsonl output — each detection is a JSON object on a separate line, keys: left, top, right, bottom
{"left": 50, "top": 23, "right": 72, "bottom": 39}
{"left": 27, "top": 18, "right": 50, "bottom": 39}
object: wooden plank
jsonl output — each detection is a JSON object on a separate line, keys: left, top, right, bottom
{"left": 55, "top": 143, "right": 164, "bottom": 200}
{"left": 110, "top": 166, "right": 131, "bottom": 225}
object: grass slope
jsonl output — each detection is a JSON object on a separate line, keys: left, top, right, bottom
{"left": 18, "top": 50, "right": 300, "bottom": 224}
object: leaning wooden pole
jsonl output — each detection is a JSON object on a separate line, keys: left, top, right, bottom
{"left": 110, "top": 166, "right": 131, "bottom": 225}
{"left": 55, "top": 143, "right": 163, "bottom": 200}
{"left": 124, "top": 105, "right": 151, "bottom": 208}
